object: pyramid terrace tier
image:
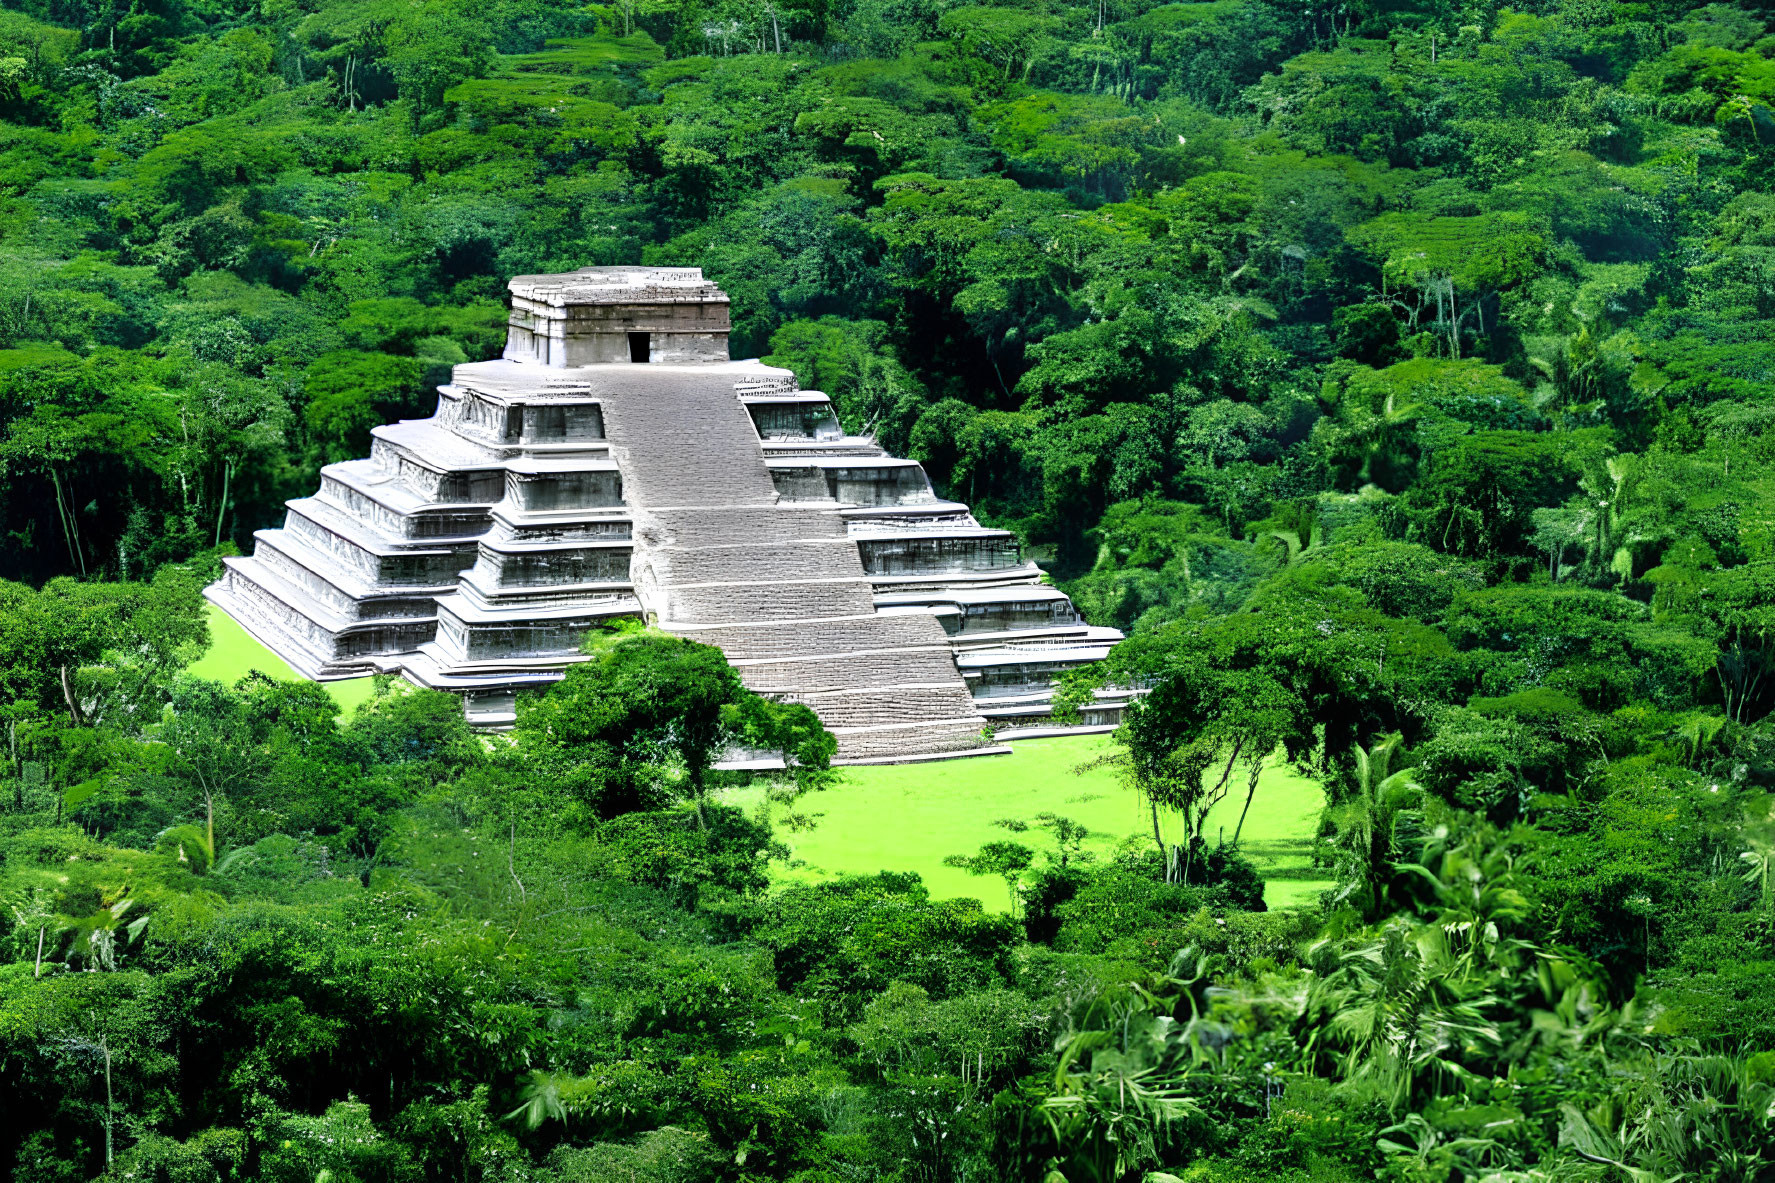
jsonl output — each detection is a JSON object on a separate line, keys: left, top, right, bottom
{"left": 958, "top": 640, "right": 1131, "bottom": 732}
{"left": 206, "top": 549, "right": 446, "bottom": 680}
{"left": 240, "top": 529, "right": 454, "bottom": 623}
{"left": 501, "top": 458, "right": 624, "bottom": 513}
{"left": 401, "top": 640, "right": 624, "bottom": 728}
{"left": 876, "top": 584, "right": 1083, "bottom": 638}
{"left": 850, "top": 525, "right": 1032, "bottom": 579}
{"left": 369, "top": 423, "right": 509, "bottom": 503}
{"left": 465, "top": 536, "right": 635, "bottom": 595}
{"left": 426, "top": 592, "right": 641, "bottom": 666}
{"left": 281, "top": 498, "right": 483, "bottom": 587}
{"left": 978, "top": 686, "right": 1136, "bottom": 733}
{"left": 434, "top": 381, "right": 611, "bottom": 452}
{"left": 743, "top": 393, "right": 845, "bottom": 442}
{"left": 960, "top": 642, "right": 1122, "bottom": 700}
{"left": 768, "top": 457, "right": 941, "bottom": 507}
{"left": 319, "top": 461, "right": 497, "bottom": 541}
{"left": 739, "top": 387, "right": 891, "bottom": 455}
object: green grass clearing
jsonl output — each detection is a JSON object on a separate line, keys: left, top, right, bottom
{"left": 188, "top": 609, "right": 1334, "bottom": 908}
{"left": 188, "top": 604, "right": 377, "bottom": 715}
{"left": 724, "top": 734, "right": 1332, "bottom": 912}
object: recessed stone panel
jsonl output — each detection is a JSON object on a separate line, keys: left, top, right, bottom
{"left": 857, "top": 535, "right": 1023, "bottom": 576}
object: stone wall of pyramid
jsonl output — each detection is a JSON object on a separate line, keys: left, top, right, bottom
{"left": 205, "top": 266, "right": 1126, "bottom": 761}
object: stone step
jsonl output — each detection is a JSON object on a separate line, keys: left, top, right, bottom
{"left": 597, "top": 367, "right": 782, "bottom": 506}
{"left": 830, "top": 719, "right": 989, "bottom": 761}
{"left": 671, "top": 612, "right": 951, "bottom": 661}
{"left": 651, "top": 579, "right": 877, "bottom": 624}
{"left": 642, "top": 537, "right": 863, "bottom": 585}
{"left": 785, "top": 684, "right": 983, "bottom": 728}
{"left": 732, "top": 648, "right": 966, "bottom": 695}
{"left": 633, "top": 505, "right": 850, "bottom": 549}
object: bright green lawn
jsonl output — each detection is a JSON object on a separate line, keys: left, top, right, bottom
{"left": 723, "top": 735, "right": 1332, "bottom": 912}
{"left": 188, "top": 604, "right": 377, "bottom": 714}
{"left": 188, "top": 607, "right": 1333, "bottom": 909}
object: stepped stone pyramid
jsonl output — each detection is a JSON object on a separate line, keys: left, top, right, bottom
{"left": 206, "top": 267, "right": 1126, "bottom": 761}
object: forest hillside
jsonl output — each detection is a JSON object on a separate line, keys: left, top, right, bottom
{"left": 2, "top": 0, "right": 1775, "bottom": 1180}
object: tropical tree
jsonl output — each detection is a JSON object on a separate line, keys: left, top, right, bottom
{"left": 943, "top": 840, "right": 1035, "bottom": 916}
{"left": 1347, "top": 211, "right": 1549, "bottom": 360}
{"left": 158, "top": 676, "right": 273, "bottom": 864}
{"left": 1301, "top": 828, "right": 1616, "bottom": 1114}
{"left": 1328, "top": 732, "right": 1424, "bottom": 919}
{"left": 1033, "top": 948, "right": 1215, "bottom": 1183}
{"left": 514, "top": 626, "right": 831, "bottom": 827}
{"left": 1117, "top": 661, "right": 1304, "bottom": 884}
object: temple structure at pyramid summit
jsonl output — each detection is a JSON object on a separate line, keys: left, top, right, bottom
{"left": 205, "top": 267, "right": 1128, "bottom": 761}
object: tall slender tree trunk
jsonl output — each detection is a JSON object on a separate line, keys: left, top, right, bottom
{"left": 1232, "top": 757, "right": 1265, "bottom": 846}
{"left": 101, "top": 1033, "right": 114, "bottom": 1171}
{"left": 60, "top": 665, "right": 85, "bottom": 727}
{"left": 49, "top": 465, "right": 85, "bottom": 575}
{"left": 214, "top": 458, "right": 234, "bottom": 547}
{"left": 690, "top": 766, "right": 708, "bottom": 832}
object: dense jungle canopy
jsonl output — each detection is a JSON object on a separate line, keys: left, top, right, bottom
{"left": 2, "top": 0, "right": 1775, "bottom": 1180}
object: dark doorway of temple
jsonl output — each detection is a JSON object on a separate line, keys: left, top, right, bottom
{"left": 628, "top": 332, "right": 650, "bottom": 363}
